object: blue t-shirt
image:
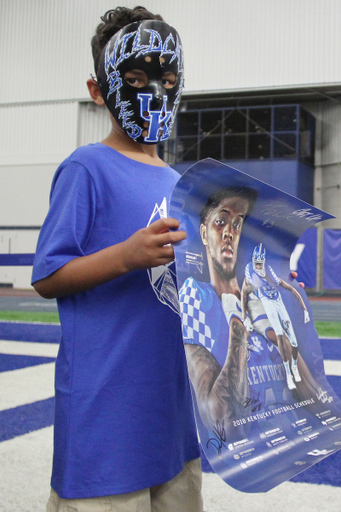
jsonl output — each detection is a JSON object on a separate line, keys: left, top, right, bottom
{"left": 32, "top": 143, "right": 199, "bottom": 499}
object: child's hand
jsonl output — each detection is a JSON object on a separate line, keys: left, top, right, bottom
{"left": 124, "top": 218, "right": 186, "bottom": 271}
{"left": 33, "top": 218, "right": 185, "bottom": 298}
{"left": 291, "top": 271, "right": 305, "bottom": 288}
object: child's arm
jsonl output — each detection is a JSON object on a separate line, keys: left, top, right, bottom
{"left": 33, "top": 218, "right": 185, "bottom": 299}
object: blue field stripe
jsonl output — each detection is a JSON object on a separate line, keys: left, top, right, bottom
{"left": 0, "top": 322, "right": 60, "bottom": 343}
{"left": 1, "top": 326, "right": 341, "bottom": 488}
{"left": 320, "top": 338, "right": 341, "bottom": 361}
{"left": 0, "top": 353, "right": 56, "bottom": 372}
{"left": 0, "top": 397, "right": 54, "bottom": 442}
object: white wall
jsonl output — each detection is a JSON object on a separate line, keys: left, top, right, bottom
{"left": 1, "top": 0, "right": 341, "bottom": 103}
{"left": 0, "top": 102, "right": 78, "bottom": 166}
{"left": 0, "top": 101, "right": 78, "bottom": 225}
{"left": 0, "top": 163, "right": 57, "bottom": 289}
{"left": 0, "top": 230, "right": 39, "bottom": 289}
{"left": 0, "top": 165, "right": 56, "bottom": 225}
{"left": 77, "top": 102, "right": 111, "bottom": 147}
{"left": 304, "top": 101, "right": 341, "bottom": 228}
{"left": 0, "top": 100, "right": 79, "bottom": 289}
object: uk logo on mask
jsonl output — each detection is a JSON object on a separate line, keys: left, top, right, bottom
{"left": 137, "top": 93, "right": 172, "bottom": 142}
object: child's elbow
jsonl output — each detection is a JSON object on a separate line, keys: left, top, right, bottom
{"left": 33, "top": 279, "right": 57, "bottom": 300}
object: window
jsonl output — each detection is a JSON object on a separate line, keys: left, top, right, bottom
{"left": 248, "top": 107, "right": 271, "bottom": 133}
{"left": 175, "top": 104, "right": 315, "bottom": 164}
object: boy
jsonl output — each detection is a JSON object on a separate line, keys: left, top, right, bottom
{"left": 32, "top": 7, "right": 202, "bottom": 512}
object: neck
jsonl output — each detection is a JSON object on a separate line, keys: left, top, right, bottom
{"left": 207, "top": 259, "right": 241, "bottom": 300}
{"left": 101, "top": 122, "right": 167, "bottom": 167}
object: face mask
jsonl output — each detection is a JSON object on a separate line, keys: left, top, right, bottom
{"left": 96, "top": 20, "right": 184, "bottom": 144}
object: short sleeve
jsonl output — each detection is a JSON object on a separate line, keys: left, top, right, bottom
{"left": 31, "top": 160, "right": 96, "bottom": 284}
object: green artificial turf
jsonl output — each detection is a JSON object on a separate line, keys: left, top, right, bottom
{"left": 0, "top": 310, "right": 60, "bottom": 323}
{"left": 314, "top": 321, "right": 341, "bottom": 338}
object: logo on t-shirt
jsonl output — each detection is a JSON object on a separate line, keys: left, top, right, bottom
{"left": 146, "top": 197, "right": 180, "bottom": 315}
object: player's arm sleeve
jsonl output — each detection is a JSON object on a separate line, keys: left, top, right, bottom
{"left": 31, "top": 161, "right": 96, "bottom": 284}
{"left": 244, "top": 262, "right": 255, "bottom": 286}
{"left": 179, "top": 277, "right": 210, "bottom": 348}
{"left": 268, "top": 265, "right": 281, "bottom": 286}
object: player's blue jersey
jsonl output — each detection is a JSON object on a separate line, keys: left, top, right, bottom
{"left": 245, "top": 262, "right": 280, "bottom": 301}
{"left": 179, "top": 277, "right": 291, "bottom": 414}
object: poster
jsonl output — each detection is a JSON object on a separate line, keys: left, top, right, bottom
{"left": 170, "top": 158, "right": 341, "bottom": 493}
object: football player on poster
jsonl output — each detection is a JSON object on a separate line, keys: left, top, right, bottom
{"left": 179, "top": 187, "right": 316, "bottom": 438}
{"left": 242, "top": 243, "right": 310, "bottom": 391}
{"left": 173, "top": 168, "right": 341, "bottom": 492}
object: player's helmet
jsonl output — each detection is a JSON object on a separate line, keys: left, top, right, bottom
{"left": 252, "top": 243, "right": 266, "bottom": 277}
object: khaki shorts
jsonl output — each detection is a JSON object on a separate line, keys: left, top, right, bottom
{"left": 46, "top": 457, "right": 203, "bottom": 512}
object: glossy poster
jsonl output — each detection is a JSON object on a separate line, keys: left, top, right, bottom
{"left": 170, "top": 158, "right": 341, "bottom": 493}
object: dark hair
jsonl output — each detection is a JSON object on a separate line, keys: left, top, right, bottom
{"left": 200, "top": 187, "right": 258, "bottom": 225}
{"left": 91, "top": 6, "right": 164, "bottom": 74}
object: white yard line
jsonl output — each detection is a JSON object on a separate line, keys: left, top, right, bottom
{"left": 319, "top": 336, "right": 341, "bottom": 340}
{"left": 324, "top": 360, "right": 341, "bottom": 377}
{"left": 0, "top": 427, "right": 53, "bottom": 512}
{"left": 0, "top": 363, "right": 55, "bottom": 411}
{"left": 0, "top": 320, "right": 59, "bottom": 325}
{"left": 0, "top": 340, "right": 58, "bottom": 358}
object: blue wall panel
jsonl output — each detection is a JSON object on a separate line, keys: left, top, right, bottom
{"left": 323, "top": 229, "right": 341, "bottom": 289}
{"left": 296, "top": 228, "right": 317, "bottom": 288}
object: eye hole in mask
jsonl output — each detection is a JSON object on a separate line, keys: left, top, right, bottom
{"left": 124, "top": 70, "right": 177, "bottom": 89}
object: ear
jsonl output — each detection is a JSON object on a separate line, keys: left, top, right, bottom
{"left": 86, "top": 78, "right": 105, "bottom": 106}
{"left": 200, "top": 224, "right": 208, "bottom": 246}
